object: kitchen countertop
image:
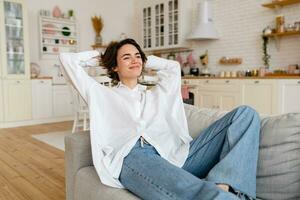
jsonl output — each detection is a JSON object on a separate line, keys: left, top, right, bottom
{"left": 31, "top": 76, "right": 53, "bottom": 79}
{"left": 182, "top": 75, "right": 300, "bottom": 79}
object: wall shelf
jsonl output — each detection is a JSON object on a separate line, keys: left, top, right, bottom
{"left": 264, "top": 30, "right": 300, "bottom": 37}
{"left": 39, "top": 15, "right": 79, "bottom": 59}
{"left": 262, "top": 0, "right": 300, "bottom": 9}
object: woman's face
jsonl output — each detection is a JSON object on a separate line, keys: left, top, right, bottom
{"left": 114, "top": 44, "right": 143, "bottom": 81}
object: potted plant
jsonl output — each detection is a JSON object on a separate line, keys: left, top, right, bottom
{"left": 262, "top": 28, "right": 271, "bottom": 69}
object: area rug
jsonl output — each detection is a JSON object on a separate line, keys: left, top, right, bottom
{"left": 31, "top": 131, "right": 71, "bottom": 151}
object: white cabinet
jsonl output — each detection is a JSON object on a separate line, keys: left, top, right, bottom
{"left": 39, "top": 16, "right": 78, "bottom": 59}
{"left": 52, "top": 84, "right": 74, "bottom": 117}
{"left": 278, "top": 79, "right": 300, "bottom": 113}
{"left": 138, "top": 0, "right": 192, "bottom": 51}
{"left": 3, "top": 79, "right": 31, "bottom": 121}
{"left": 242, "top": 80, "right": 278, "bottom": 115}
{"left": 31, "top": 79, "right": 52, "bottom": 119}
{"left": 198, "top": 79, "right": 241, "bottom": 111}
{"left": 0, "top": 81, "right": 3, "bottom": 122}
{"left": 0, "top": 0, "right": 30, "bottom": 79}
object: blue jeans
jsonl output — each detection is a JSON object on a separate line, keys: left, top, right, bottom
{"left": 119, "top": 106, "right": 260, "bottom": 200}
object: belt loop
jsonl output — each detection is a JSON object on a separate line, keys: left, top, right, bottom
{"left": 140, "top": 137, "right": 144, "bottom": 147}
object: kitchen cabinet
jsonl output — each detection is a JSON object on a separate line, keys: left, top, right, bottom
{"left": 0, "top": 0, "right": 30, "bottom": 79}
{"left": 182, "top": 78, "right": 298, "bottom": 115}
{"left": 137, "top": 0, "right": 192, "bottom": 51}
{"left": 31, "top": 79, "right": 53, "bottom": 119}
{"left": 242, "top": 80, "right": 278, "bottom": 115}
{"left": 198, "top": 79, "right": 241, "bottom": 111}
{"left": 39, "top": 15, "right": 78, "bottom": 59}
{"left": 52, "top": 84, "right": 74, "bottom": 117}
{"left": 278, "top": 79, "right": 300, "bottom": 113}
{"left": 0, "top": 81, "right": 3, "bottom": 122}
{"left": 3, "top": 79, "right": 31, "bottom": 121}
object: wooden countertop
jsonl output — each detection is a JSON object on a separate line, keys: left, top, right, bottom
{"left": 31, "top": 76, "right": 53, "bottom": 79}
{"left": 182, "top": 75, "right": 300, "bottom": 79}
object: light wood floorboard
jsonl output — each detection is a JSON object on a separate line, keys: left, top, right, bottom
{"left": 0, "top": 121, "right": 72, "bottom": 200}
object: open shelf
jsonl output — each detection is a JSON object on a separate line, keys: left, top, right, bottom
{"left": 264, "top": 30, "right": 300, "bottom": 37}
{"left": 262, "top": 0, "right": 300, "bottom": 9}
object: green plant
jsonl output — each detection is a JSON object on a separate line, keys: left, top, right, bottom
{"left": 262, "top": 33, "right": 271, "bottom": 69}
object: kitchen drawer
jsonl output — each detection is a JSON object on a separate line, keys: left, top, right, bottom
{"left": 199, "top": 79, "right": 241, "bottom": 92}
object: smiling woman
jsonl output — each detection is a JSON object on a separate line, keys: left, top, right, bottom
{"left": 100, "top": 39, "right": 147, "bottom": 87}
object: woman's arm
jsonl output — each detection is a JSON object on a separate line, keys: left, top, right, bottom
{"left": 145, "top": 55, "right": 181, "bottom": 94}
{"left": 59, "top": 51, "right": 99, "bottom": 102}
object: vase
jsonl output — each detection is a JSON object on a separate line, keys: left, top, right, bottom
{"left": 95, "top": 35, "right": 102, "bottom": 45}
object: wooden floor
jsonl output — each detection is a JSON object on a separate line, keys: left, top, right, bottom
{"left": 0, "top": 121, "right": 72, "bottom": 200}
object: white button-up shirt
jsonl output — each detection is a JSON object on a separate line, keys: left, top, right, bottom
{"left": 60, "top": 51, "right": 192, "bottom": 188}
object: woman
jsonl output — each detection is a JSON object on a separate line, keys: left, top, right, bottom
{"left": 60, "top": 38, "right": 260, "bottom": 200}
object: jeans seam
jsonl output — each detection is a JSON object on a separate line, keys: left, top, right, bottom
{"left": 123, "top": 162, "right": 178, "bottom": 200}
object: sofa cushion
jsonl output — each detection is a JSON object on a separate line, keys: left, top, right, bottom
{"left": 75, "top": 166, "right": 140, "bottom": 200}
{"left": 256, "top": 113, "right": 300, "bottom": 200}
{"left": 184, "top": 104, "right": 226, "bottom": 138}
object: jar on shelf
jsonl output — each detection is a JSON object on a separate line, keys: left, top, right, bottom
{"left": 275, "top": 15, "right": 285, "bottom": 33}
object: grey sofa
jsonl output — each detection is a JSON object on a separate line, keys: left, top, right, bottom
{"left": 65, "top": 104, "right": 300, "bottom": 200}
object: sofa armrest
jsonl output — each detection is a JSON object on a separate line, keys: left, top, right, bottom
{"left": 65, "top": 131, "right": 92, "bottom": 200}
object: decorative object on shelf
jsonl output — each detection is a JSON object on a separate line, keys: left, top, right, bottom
{"left": 276, "top": 15, "right": 285, "bottom": 33}
{"left": 219, "top": 57, "right": 243, "bottom": 65}
{"left": 30, "top": 62, "right": 41, "bottom": 78}
{"left": 91, "top": 15, "right": 103, "bottom": 45}
{"left": 68, "top": 9, "right": 74, "bottom": 20}
{"left": 62, "top": 27, "right": 71, "bottom": 36}
{"left": 43, "top": 23, "right": 56, "bottom": 35}
{"left": 262, "top": 28, "right": 271, "bottom": 68}
{"left": 52, "top": 6, "right": 62, "bottom": 18}
{"left": 199, "top": 50, "right": 210, "bottom": 76}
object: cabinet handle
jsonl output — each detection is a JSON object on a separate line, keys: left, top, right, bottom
{"left": 254, "top": 80, "right": 259, "bottom": 84}
{"left": 297, "top": 81, "right": 300, "bottom": 84}
{"left": 16, "top": 81, "right": 20, "bottom": 84}
{"left": 225, "top": 80, "right": 230, "bottom": 84}
{"left": 40, "top": 80, "right": 44, "bottom": 83}
{"left": 205, "top": 80, "right": 209, "bottom": 83}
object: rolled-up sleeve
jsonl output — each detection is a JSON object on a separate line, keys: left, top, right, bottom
{"left": 145, "top": 55, "right": 181, "bottom": 94}
{"left": 59, "top": 51, "right": 99, "bottom": 102}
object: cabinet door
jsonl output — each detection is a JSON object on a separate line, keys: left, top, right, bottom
{"left": 31, "top": 79, "right": 52, "bottom": 119}
{"left": 278, "top": 79, "right": 300, "bottom": 113}
{"left": 52, "top": 85, "right": 74, "bottom": 117}
{"left": 3, "top": 79, "right": 31, "bottom": 121}
{"left": 139, "top": 0, "right": 190, "bottom": 50}
{"left": 0, "top": 0, "right": 30, "bottom": 79}
{"left": 217, "top": 92, "right": 240, "bottom": 111}
{"left": 198, "top": 91, "right": 217, "bottom": 109}
{"left": 0, "top": 81, "right": 3, "bottom": 122}
{"left": 242, "top": 80, "right": 277, "bottom": 115}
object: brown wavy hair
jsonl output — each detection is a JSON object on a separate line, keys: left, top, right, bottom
{"left": 100, "top": 38, "right": 147, "bottom": 86}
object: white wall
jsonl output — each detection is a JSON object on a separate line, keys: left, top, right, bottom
{"left": 188, "top": 0, "right": 300, "bottom": 74}
{"left": 26, "top": 0, "right": 137, "bottom": 76}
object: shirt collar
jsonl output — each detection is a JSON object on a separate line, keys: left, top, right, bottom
{"left": 116, "top": 82, "right": 147, "bottom": 92}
